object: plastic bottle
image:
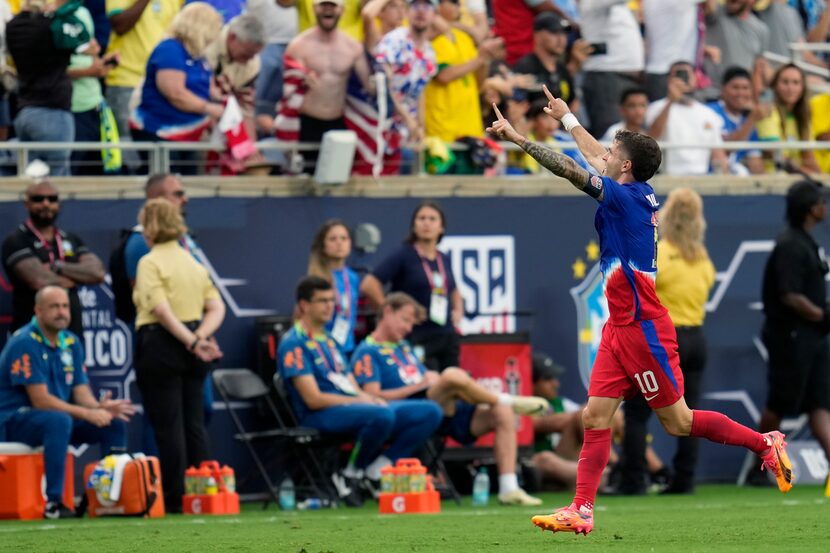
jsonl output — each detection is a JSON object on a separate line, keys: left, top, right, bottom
{"left": 220, "top": 465, "right": 236, "bottom": 493}
{"left": 279, "top": 477, "right": 296, "bottom": 511}
{"left": 184, "top": 466, "right": 198, "bottom": 496}
{"left": 205, "top": 476, "right": 218, "bottom": 495}
{"left": 472, "top": 468, "right": 490, "bottom": 507}
{"left": 297, "top": 498, "right": 323, "bottom": 510}
{"left": 194, "top": 465, "right": 211, "bottom": 495}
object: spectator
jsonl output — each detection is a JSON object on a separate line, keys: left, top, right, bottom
{"left": 0, "top": 0, "right": 12, "bottom": 147}
{"left": 642, "top": 0, "right": 700, "bottom": 101}
{"left": 6, "top": 0, "right": 90, "bottom": 176}
{"left": 616, "top": 189, "right": 716, "bottom": 496}
{"left": 703, "top": 0, "right": 770, "bottom": 98}
{"left": 373, "top": 0, "right": 438, "bottom": 174}
{"left": 67, "top": 7, "right": 121, "bottom": 176}
{"left": 580, "top": 0, "right": 645, "bottom": 139}
{"left": 121, "top": 174, "right": 215, "bottom": 453}
{"left": 804, "top": 1, "right": 830, "bottom": 49}
{"left": 292, "top": 0, "right": 365, "bottom": 41}
{"left": 129, "top": 2, "right": 226, "bottom": 175}
{"left": 362, "top": 0, "right": 405, "bottom": 52}
{"left": 361, "top": 201, "right": 463, "bottom": 373}
{"left": 186, "top": 0, "right": 244, "bottom": 21}
{"left": 706, "top": 67, "right": 767, "bottom": 175}
{"left": 352, "top": 292, "right": 547, "bottom": 505}
{"left": 423, "top": 0, "right": 502, "bottom": 143}
{"left": 530, "top": 352, "right": 582, "bottom": 490}
{"left": 511, "top": 13, "right": 589, "bottom": 107}
{"left": 758, "top": 180, "right": 830, "bottom": 477}
{"left": 0, "top": 286, "right": 133, "bottom": 520}
{"left": 278, "top": 277, "right": 443, "bottom": 504}
{"left": 756, "top": 63, "right": 820, "bottom": 174}
{"left": 307, "top": 220, "right": 362, "bottom": 355}
{"left": 810, "top": 92, "right": 830, "bottom": 173}
{"left": 2, "top": 180, "right": 106, "bottom": 338}
{"left": 601, "top": 87, "right": 649, "bottom": 142}
{"left": 450, "top": 0, "right": 489, "bottom": 45}
{"left": 133, "top": 198, "right": 225, "bottom": 513}
{"left": 105, "top": 0, "right": 181, "bottom": 173}
{"left": 250, "top": 0, "right": 298, "bottom": 135}
{"left": 755, "top": 0, "right": 823, "bottom": 66}
{"left": 646, "top": 60, "right": 728, "bottom": 176}
{"left": 280, "top": 0, "right": 375, "bottom": 171}
{"left": 491, "top": 0, "right": 573, "bottom": 65}
{"left": 85, "top": 0, "right": 111, "bottom": 53}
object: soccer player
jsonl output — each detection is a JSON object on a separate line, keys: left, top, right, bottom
{"left": 352, "top": 292, "right": 549, "bottom": 505}
{"left": 487, "top": 85, "right": 793, "bottom": 536}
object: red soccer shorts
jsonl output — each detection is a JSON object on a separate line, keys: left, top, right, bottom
{"left": 588, "top": 313, "right": 685, "bottom": 409}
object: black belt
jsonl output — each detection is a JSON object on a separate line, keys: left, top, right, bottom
{"left": 138, "top": 321, "right": 199, "bottom": 333}
{"left": 675, "top": 325, "right": 703, "bottom": 332}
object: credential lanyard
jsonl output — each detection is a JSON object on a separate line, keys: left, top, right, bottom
{"left": 333, "top": 269, "right": 351, "bottom": 319}
{"left": 297, "top": 322, "right": 344, "bottom": 374}
{"left": 25, "top": 219, "right": 64, "bottom": 266}
{"left": 415, "top": 246, "right": 447, "bottom": 295}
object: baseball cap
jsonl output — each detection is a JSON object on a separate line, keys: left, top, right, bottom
{"left": 534, "top": 13, "right": 570, "bottom": 34}
{"left": 313, "top": 0, "right": 345, "bottom": 5}
{"left": 532, "top": 352, "right": 566, "bottom": 382}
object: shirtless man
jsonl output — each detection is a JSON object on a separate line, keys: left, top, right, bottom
{"left": 284, "top": 0, "right": 374, "bottom": 166}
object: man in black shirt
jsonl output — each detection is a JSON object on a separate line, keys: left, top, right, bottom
{"left": 6, "top": 0, "right": 89, "bottom": 176}
{"left": 760, "top": 180, "right": 830, "bottom": 469}
{"left": 2, "top": 180, "right": 105, "bottom": 337}
{"left": 511, "top": 13, "right": 588, "bottom": 107}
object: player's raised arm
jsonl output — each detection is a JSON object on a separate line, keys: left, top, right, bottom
{"left": 486, "top": 104, "right": 595, "bottom": 196}
{"left": 541, "top": 85, "right": 607, "bottom": 174}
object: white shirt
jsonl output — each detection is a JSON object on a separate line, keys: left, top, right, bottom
{"left": 643, "top": 0, "right": 702, "bottom": 74}
{"left": 247, "top": 0, "right": 298, "bottom": 44}
{"left": 646, "top": 98, "right": 724, "bottom": 176}
{"left": 581, "top": 0, "right": 644, "bottom": 73}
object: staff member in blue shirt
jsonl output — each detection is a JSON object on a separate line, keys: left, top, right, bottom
{"left": 0, "top": 286, "right": 134, "bottom": 519}
{"left": 278, "top": 276, "right": 442, "bottom": 504}
{"left": 307, "top": 219, "right": 362, "bottom": 355}
{"left": 361, "top": 201, "right": 464, "bottom": 372}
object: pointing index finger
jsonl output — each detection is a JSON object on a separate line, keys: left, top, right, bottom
{"left": 542, "top": 84, "right": 556, "bottom": 103}
{"left": 493, "top": 103, "right": 505, "bottom": 121}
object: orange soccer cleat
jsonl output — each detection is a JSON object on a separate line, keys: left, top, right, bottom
{"left": 531, "top": 504, "right": 594, "bottom": 536}
{"left": 760, "top": 431, "right": 793, "bottom": 493}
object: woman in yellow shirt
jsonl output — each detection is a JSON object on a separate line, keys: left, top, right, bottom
{"left": 133, "top": 198, "right": 226, "bottom": 513}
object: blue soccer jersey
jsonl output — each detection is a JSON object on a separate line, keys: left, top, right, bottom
{"left": 592, "top": 175, "right": 668, "bottom": 325}
{"left": 277, "top": 324, "right": 357, "bottom": 421}
{"left": 352, "top": 337, "right": 426, "bottom": 390}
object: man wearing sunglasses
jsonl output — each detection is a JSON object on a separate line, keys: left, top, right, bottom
{"left": 2, "top": 180, "right": 106, "bottom": 337}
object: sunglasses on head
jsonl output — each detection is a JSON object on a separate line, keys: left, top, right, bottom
{"left": 28, "top": 194, "right": 59, "bottom": 203}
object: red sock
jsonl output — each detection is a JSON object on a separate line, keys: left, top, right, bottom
{"left": 690, "top": 410, "right": 768, "bottom": 454}
{"left": 573, "top": 428, "right": 612, "bottom": 513}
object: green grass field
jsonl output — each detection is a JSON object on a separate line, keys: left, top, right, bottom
{"left": 2, "top": 485, "right": 828, "bottom": 552}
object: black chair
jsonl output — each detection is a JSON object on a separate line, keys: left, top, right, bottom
{"left": 212, "top": 369, "right": 338, "bottom": 508}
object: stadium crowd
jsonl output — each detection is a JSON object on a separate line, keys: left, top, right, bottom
{"left": 0, "top": 0, "right": 829, "bottom": 177}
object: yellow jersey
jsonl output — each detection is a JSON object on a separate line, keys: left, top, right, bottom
{"left": 655, "top": 239, "right": 716, "bottom": 327}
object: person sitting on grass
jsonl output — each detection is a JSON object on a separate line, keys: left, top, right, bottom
{"left": 351, "top": 291, "right": 548, "bottom": 505}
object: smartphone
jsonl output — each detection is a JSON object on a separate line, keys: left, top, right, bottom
{"left": 759, "top": 88, "right": 774, "bottom": 104}
{"left": 104, "top": 58, "right": 119, "bottom": 67}
{"left": 588, "top": 42, "right": 608, "bottom": 56}
{"left": 675, "top": 69, "right": 690, "bottom": 84}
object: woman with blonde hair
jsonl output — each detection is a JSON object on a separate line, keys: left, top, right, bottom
{"left": 133, "top": 198, "right": 226, "bottom": 513}
{"left": 130, "top": 2, "right": 225, "bottom": 174}
{"left": 619, "top": 187, "right": 717, "bottom": 496}
{"left": 307, "top": 219, "right": 362, "bottom": 354}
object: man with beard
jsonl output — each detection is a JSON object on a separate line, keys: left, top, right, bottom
{"left": 0, "top": 286, "right": 134, "bottom": 519}
{"left": 283, "top": 0, "right": 375, "bottom": 168}
{"left": 2, "top": 180, "right": 105, "bottom": 337}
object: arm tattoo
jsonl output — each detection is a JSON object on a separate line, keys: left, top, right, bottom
{"left": 521, "top": 140, "right": 592, "bottom": 192}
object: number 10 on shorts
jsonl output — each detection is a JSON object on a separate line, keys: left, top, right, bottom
{"left": 634, "top": 370, "right": 659, "bottom": 396}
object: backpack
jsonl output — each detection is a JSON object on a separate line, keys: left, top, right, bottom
{"left": 109, "top": 227, "right": 140, "bottom": 324}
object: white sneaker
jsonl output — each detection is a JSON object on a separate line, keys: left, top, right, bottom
{"left": 511, "top": 396, "right": 549, "bottom": 415}
{"left": 498, "top": 488, "right": 543, "bottom": 506}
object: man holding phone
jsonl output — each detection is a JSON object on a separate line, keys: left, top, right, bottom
{"left": 646, "top": 60, "right": 728, "bottom": 176}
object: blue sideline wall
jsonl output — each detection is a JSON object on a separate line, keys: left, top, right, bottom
{"left": 0, "top": 193, "right": 825, "bottom": 489}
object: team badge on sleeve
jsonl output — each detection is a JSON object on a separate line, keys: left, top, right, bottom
{"left": 586, "top": 176, "right": 603, "bottom": 199}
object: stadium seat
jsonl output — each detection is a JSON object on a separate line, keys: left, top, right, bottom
{"left": 212, "top": 369, "right": 339, "bottom": 508}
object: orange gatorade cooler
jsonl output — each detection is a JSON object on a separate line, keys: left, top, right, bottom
{"left": 378, "top": 458, "right": 440, "bottom": 515}
{"left": 0, "top": 443, "right": 74, "bottom": 520}
{"left": 183, "top": 460, "right": 239, "bottom": 515}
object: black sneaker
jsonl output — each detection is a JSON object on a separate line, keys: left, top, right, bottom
{"left": 44, "top": 501, "right": 75, "bottom": 519}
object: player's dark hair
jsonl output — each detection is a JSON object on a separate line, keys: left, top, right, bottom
{"left": 614, "top": 130, "right": 662, "bottom": 182}
{"left": 721, "top": 66, "right": 751, "bottom": 86}
{"left": 619, "top": 87, "right": 647, "bottom": 105}
{"left": 296, "top": 275, "right": 332, "bottom": 303}
{"left": 786, "top": 180, "right": 825, "bottom": 228}
{"left": 145, "top": 173, "right": 174, "bottom": 196}
{"left": 406, "top": 200, "right": 446, "bottom": 244}
{"left": 528, "top": 98, "right": 549, "bottom": 119}
{"left": 669, "top": 60, "right": 694, "bottom": 74}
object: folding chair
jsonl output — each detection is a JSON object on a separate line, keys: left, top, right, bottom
{"left": 212, "top": 369, "right": 338, "bottom": 508}
{"left": 421, "top": 437, "right": 462, "bottom": 505}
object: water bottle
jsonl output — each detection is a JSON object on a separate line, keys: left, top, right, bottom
{"left": 297, "top": 497, "right": 323, "bottom": 510}
{"left": 279, "top": 477, "right": 296, "bottom": 511}
{"left": 472, "top": 468, "right": 490, "bottom": 507}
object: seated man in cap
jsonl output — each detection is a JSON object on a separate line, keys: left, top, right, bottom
{"left": 352, "top": 292, "right": 549, "bottom": 505}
